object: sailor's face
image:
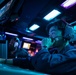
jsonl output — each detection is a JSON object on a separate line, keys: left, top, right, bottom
{"left": 49, "top": 26, "right": 62, "bottom": 41}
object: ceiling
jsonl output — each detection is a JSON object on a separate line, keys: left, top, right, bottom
{"left": 0, "top": 0, "right": 76, "bottom": 40}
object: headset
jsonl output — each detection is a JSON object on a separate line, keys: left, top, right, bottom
{"left": 46, "top": 20, "right": 74, "bottom": 41}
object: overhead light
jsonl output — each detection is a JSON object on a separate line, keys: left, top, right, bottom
{"left": 43, "top": 9, "right": 61, "bottom": 21}
{"left": 29, "top": 24, "right": 40, "bottom": 31}
{"left": 22, "top": 37, "right": 33, "bottom": 40}
{"left": 5, "top": 32, "right": 18, "bottom": 36}
{"left": 61, "top": 0, "right": 76, "bottom": 9}
{"left": 35, "top": 40, "right": 42, "bottom": 44}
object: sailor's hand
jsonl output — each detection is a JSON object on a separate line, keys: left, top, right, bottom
{"left": 41, "top": 38, "right": 54, "bottom": 49}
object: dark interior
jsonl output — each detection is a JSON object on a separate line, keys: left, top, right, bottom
{"left": 0, "top": 0, "right": 76, "bottom": 40}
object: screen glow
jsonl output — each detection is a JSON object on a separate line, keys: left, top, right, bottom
{"left": 22, "top": 42, "right": 31, "bottom": 49}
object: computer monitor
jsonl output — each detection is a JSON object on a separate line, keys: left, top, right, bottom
{"left": 22, "top": 42, "right": 31, "bottom": 49}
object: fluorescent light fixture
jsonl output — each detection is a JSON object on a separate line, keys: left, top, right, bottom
{"left": 35, "top": 40, "right": 42, "bottom": 44}
{"left": 43, "top": 9, "right": 61, "bottom": 21}
{"left": 5, "top": 32, "right": 18, "bottom": 36}
{"left": 22, "top": 37, "right": 33, "bottom": 40}
{"left": 61, "top": 0, "right": 76, "bottom": 9}
{"left": 29, "top": 24, "right": 40, "bottom": 31}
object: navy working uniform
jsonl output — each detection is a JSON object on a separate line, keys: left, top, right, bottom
{"left": 13, "top": 44, "right": 76, "bottom": 74}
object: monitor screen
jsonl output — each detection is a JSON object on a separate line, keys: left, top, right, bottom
{"left": 22, "top": 42, "right": 31, "bottom": 49}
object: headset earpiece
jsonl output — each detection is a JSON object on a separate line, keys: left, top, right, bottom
{"left": 63, "top": 26, "right": 74, "bottom": 40}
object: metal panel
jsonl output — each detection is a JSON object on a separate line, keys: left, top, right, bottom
{"left": 0, "top": 40, "right": 8, "bottom": 59}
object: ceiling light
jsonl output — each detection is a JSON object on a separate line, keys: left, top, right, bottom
{"left": 35, "top": 40, "right": 42, "bottom": 44}
{"left": 61, "top": 0, "right": 76, "bottom": 9}
{"left": 29, "top": 24, "right": 40, "bottom": 31}
{"left": 43, "top": 9, "right": 61, "bottom": 21}
{"left": 5, "top": 32, "right": 18, "bottom": 36}
{"left": 22, "top": 37, "right": 33, "bottom": 40}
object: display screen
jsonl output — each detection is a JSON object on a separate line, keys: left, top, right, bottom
{"left": 22, "top": 42, "right": 31, "bottom": 49}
